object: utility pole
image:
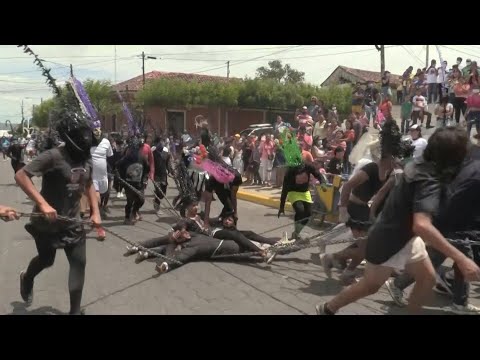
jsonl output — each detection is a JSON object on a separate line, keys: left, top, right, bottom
{"left": 226, "top": 61, "right": 230, "bottom": 79}
{"left": 142, "top": 51, "right": 146, "bottom": 87}
{"left": 21, "top": 100, "right": 24, "bottom": 135}
{"left": 114, "top": 45, "right": 117, "bottom": 84}
{"left": 375, "top": 45, "right": 385, "bottom": 75}
{"left": 141, "top": 52, "right": 158, "bottom": 88}
{"left": 426, "top": 45, "right": 429, "bottom": 68}
{"left": 70, "top": 64, "right": 73, "bottom": 77}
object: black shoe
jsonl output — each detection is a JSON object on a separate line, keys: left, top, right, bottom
{"left": 426, "top": 125, "right": 434, "bottom": 129}
{"left": 70, "top": 309, "right": 86, "bottom": 315}
{"left": 20, "top": 271, "right": 33, "bottom": 307}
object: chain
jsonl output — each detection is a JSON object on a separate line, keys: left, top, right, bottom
{"left": 16, "top": 212, "right": 93, "bottom": 226}
{"left": 211, "top": 225, "right": 353, "bottom": 260}
{"left": 102, "top": 226, "right": 184, "bottom": 266}
{"left": 108, "top": 172, "right": 145, "bottom": 200}
{"left": 150, "top": 179, "right": 181, "bottom": 218}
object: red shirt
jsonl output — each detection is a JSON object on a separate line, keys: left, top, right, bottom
{"left": 466, "top": 93, "right": 480, "bottom": 108}
{"left": 140, "top": 143, "right": 155, "bottom": 179}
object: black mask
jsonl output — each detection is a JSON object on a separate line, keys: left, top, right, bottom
{"left": 63, "top": 127, "right": 93, "bottom": 163}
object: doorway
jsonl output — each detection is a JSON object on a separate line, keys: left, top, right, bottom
{"left": 166, "top": 110, "right": 185, "bottom": 138}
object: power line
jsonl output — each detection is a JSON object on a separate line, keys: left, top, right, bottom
{"left": 188, "top": 45, "right": 304, "bottom": 75}
{"left": 440, "top": 45, "right": 480, "bottom": 59}
{"left": 401, "top": 45, "right": 424, "bottom": 67}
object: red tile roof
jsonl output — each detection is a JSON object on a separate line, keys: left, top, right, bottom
{"left": 114, "top": 71, "right": 235, "bottom": 92}
{"left": 322, "top": 66, "right": 402, "bottom": 87}
{"left": 340, "top": 66, "right": 401, "bottom": 84}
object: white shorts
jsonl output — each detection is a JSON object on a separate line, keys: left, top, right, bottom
{"left": 379, "top": 236, "right": 428, "bottom": 271}
{"left": 93, "top": 178, "right": 109, "bottom": 194}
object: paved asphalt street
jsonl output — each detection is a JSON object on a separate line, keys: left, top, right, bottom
{"left": 0, "top": 158, "right": 479, "bottom": 315}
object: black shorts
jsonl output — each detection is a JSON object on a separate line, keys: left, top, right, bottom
{"left": 346, "top": 201, "right": 371, "bottom": 231}
{"left": 231, "top": 171, "right": 243, "bottom": 187}
{"left": 25, "top": 224, "right": 86, "bottom": 250}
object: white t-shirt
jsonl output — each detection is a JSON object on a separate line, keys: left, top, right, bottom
{"left": 434, "top": 103, "right": 453, "bottom": 117}
{"left": 437, "top": 67, "right": 448, "bottom": 84}
{"left": 90, "top": 138, "right": 113, "bottom": 181}
{"left": 426, "top": 67, "right": 437, "bottom": 83}
{"left": 26, "top": 139, "right": 36, "bottom": 151}
{"left": 222, "top": 156, "right": 232, "bottom": 166}
{"left": 412, "top": 95, "right": 426, "bottom": 111}
{"left": 412, "top": 137, "right": 428, "bottom": 159}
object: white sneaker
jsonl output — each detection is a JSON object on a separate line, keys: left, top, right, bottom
{"left": 385, "top": 279, "right": 407, "bottom": 307}
{"left": 448, "top": 303, "right": 480, "bottom": 315}
{"left": 116, "top": 192, "right": 123, "bottom": 199}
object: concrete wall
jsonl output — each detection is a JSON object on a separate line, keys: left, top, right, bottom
{"left": 104, "top": 105, "right": 274, "bottom": 137}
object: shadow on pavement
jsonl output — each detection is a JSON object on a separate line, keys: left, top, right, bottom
{"left": 82, "top": 275, "right": 158, "bottom": 310}
{"left": 0, "top": 183, "right": 18, "bottom": 187}
{"left": 374, "top": 300, "right": 453, "bottom": 315}
{"left": 9, "top": 301, "right": 65, "bottom": 315}
{"left": 298, "top": 279, "right": 345, "bottom": 297}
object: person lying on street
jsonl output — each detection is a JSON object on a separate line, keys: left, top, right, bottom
{"left": 154, "top": 221, "right": 278, "bottom": 274}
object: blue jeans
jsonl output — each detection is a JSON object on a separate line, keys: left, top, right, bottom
{"left": 466, "top": 111, "right": 480, "bottom": 138}
{"left": 364, "top": 105, "right": 377, "bottom": 124}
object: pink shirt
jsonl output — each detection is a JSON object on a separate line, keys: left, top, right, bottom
{"left": 466, "top": 93, "right": 480, "bottom": 108}
{"left": 259, "top": 141, "right": 274, "bottom": 160}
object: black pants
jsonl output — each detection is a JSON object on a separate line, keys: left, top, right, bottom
{"left": 401, "top": 116, "right": 410, "bottom": 134}
{"left": 396, "top": 90, "right": 403, "bottom": 104}
{"left": 215, "top": 187, "right": 234, "bottom": 217}
{"left": 393, "top": 244, "right": 473, "bottom": 306}
{"left": 214, "top": 229, "right": 277, "bottom": 253}
{"left": 113, "top": 177, "right": 123, "bottom": 194}
{"left": 23, "top": 227, "right": 86, "bottom": 315}
{"left": 100, "top": 176, "right": 112, "bottom": 208}
{"left": 161, "top": 239, "right": 241, "bottom": 271}
{"left": 153, "top": 180, "right": 167, "bottom": 206}
{"left": 11, "top": 160, "right": 25, "bottom": 173}
{"left": 427, "top": 83, "right": 437, "bottom": 104}
{"left": 453, "top": 97, "right": 467, "bottom": 124}
{"left": 292, "top": 200, "right": 312, "bottom": 235}
{"left": 125, "top": 182, "right": 145, "bottom": 220}
{"left": 138, "top": 235, "right": 169, "bottom": 255}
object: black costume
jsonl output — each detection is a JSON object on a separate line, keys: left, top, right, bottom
{"left": 21, "top": 106, "right": 94, "bottom": 315}
{"left": 280, "top": 163, "right": 326, "bottom": 236}
{"left": 152, "top": 142, "right": 173, "bottom": 209}
{"left": 116, "top": 138, "right": 150, "bottom": 222}
{"left": 7, "top": 140, "right": 25, "bottom": 173}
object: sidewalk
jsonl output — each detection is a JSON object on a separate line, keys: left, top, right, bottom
{"left": 237, "top": 183, "right": 293, "bottom": 211}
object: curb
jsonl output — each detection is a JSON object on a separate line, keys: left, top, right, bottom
{"left": 237, "top": 188, "right": 292, "bottom": 212}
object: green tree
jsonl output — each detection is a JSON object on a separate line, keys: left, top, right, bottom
{"left": 83, "top": 79, "right": 119, "bottom": 116}
{"left": 31, "top": 98, "right": 56, "bottom": 128}
{"left": 255, "top": 60, "right": 305, "bottom": 84}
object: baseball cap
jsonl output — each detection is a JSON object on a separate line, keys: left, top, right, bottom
{"left": 409, "top": 124, "right": 421, "bottom": 131}
{"left": 235, "top": 134, "right": 240, "bottom": 138}
{"left": 302, "top": 106, "right": 308, "bottom": 110}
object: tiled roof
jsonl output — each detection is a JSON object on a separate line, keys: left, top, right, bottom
{"left": 338, "top": 66, "right": 401, "bottom": 84}
{"left": 113, "top": 71, "right": 235, "bottom": 92}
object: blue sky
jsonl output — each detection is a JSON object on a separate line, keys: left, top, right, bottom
{"left": 1, "top": 45, "right": 478, "bottom": 124}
